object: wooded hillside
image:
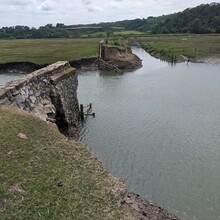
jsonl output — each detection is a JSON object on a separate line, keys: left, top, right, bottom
{"left": 0, "top": 2, "right": 219, "bottom": 39}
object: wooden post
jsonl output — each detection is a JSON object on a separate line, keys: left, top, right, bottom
{"left": 89, "top": 103, "right": 92, "bottom": 109}
{"left": 171, "top": 53, "right": 174, "bottom": 63}
{"left": 80, "top": 104, "right": 84, "bottom": 120}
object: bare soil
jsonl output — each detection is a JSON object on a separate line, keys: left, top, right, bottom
{"left": 123, "top": 192, "right": 180, "bottom": 220}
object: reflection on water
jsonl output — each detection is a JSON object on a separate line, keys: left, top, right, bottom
{"left": 0, "top": 71, "right": 24, "bottom": 85}
{"left": 77, "top": 47, "right": 220, "bottom": 220}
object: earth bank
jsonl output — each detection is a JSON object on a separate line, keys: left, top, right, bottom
{"left": 0, "top": 106, "right": 180, "bottom": 219}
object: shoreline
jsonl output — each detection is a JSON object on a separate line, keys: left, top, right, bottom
{"left": 123, "top": 192, "right": 179, "bottom": 220}
{"left": 2, "top": 46, "right": 219, "bottom": 219}
{"left": 140, "top": 44, "right": 220, "bottom": 65}
{"left": 0, "top": 46, "right": 219, "bottom": 75}
{"left": 0, "top": 57, "right": 180, "bottom": 219}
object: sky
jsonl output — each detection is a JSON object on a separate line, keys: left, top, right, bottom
{"left": 0, "top": 0, "right": 217, "bottom": 27}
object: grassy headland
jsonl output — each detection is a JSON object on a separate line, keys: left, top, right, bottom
{"left": 138, "top": 34, "right": 220, "bottom": 62}
{"left": 0, "top": 38, "right": 101, "bottom": 65}
{"left": 0, "top": 106, "right": 130, "bottom": 220}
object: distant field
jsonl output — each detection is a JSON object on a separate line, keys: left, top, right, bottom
{"left": 82, "top": 32, "right": 107, "bottom": 38}
{"left": 114, "top": 30, "right": 146, "bottom": 36}
{"left": 82, "top": 30, "right": 146, "bottom": 38}
{"left": 1, "top": 35, "right": 218, "bottom": 65}
{"left": 66, "top": 26, "right": 102, "bottom": 30}
{"left": 0, "top": 38, "right": 101, "bottom": 65}
{"left": 138, "top": 34, "right": 220, "bottom": 60}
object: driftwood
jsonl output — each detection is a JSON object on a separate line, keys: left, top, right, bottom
{"left": 94, "top": 58, "right": 122, "bottom": 73}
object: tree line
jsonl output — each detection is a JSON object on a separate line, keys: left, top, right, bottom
{"left": 151, "top": 3, "right": 220, "bottom": 34}
{"left": 0, "top": 2, "right": 219, "bottom": 39}
{"left": 0, "top": 24, "right": 72, "bottom": 39}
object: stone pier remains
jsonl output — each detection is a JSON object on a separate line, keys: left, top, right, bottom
{"left": 0, "top": 61, "right": 80, "bottom": 133}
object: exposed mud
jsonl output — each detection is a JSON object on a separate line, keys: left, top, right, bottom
{"left": 100, "top": 45, "right": 142, "bottom": 70}
{"left": 123, "top": 192, "right": 180, "bottom": 220}
{"left": 0, "top": 62, "right": 44, "bottom": 73}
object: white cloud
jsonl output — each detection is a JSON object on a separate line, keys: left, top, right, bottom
{"left": 0, "top": 0, "right": 217, "bottom": 27}
{"left": 82, "top": 0, "right": 91, "bottom": 5}
{"left": 87, "top": 5, "right": 104, "bottom": 12}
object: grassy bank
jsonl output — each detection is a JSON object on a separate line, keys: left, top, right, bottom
{"left": 138, "top": 34, "right": 220, "bottom": 62}
{"left": 0, "top": 106, "right": 130, "bottom": 220}
{"left": 0, "top": 38, "right": 101, "bottom": 65}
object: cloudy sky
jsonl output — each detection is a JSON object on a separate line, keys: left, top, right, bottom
{"left": 0, "top": 0, "right": 217, "bottom": 27}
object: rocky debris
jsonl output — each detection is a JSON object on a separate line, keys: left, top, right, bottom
{"left": 17, "top": 133, "right": 28, "bottom": 140}
{"left": 194, "top": 55, "right": 220, "bottom": 64}
{"left": 123, "top": 192, "right": 180, "bottom": 220}
{"left": 9, "top": 184, "right": 26, "bottom": 194}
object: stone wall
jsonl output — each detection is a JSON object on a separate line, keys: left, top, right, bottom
{"left": 0, "top": 61, "right": 80, "bottom": 133}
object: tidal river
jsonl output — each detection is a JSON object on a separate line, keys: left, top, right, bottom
{"left": 77, "top": 47, "right": 220, "bottom": 220}
{"left": 0, "top": 71, "right": 23, "bottom": 85}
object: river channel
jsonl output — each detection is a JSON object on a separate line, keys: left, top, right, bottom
{"left": 0, "top": 71, "right": 24, "bottom": 85}
{"left": 77, "top": 47, "right": 220, "bottom": 220}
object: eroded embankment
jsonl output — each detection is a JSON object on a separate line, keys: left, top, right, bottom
{"left": 0, "top": 62, "right": 44, "bottom": 73}
{"left": 0, "top": 44, "right": 142, "bottom": 74}
{"left": 140, "top": 43, "right": 220, "bottom": 64}
{"left": 99, "top": 44, "right": 142, "bottom": 71}
{"left": 139, "top": 43, "right": 184, "bottom": 63}
{"left": 0, "top": 106, "right": 127, "bottom": 219}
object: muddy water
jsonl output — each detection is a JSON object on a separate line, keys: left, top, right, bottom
{"left": 79, "top": 47, "right": 220, "bottom": 220}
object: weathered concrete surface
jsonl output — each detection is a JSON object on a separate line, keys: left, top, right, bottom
{"left": 0, "top": 61, "right": 80, "bottom": 133}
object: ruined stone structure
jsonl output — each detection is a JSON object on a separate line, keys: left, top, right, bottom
{"left": 0, "top": 61, "right": 79, "bottom": 134}
{"left": 99, "top": 44, "right": 142, "bottom": 70}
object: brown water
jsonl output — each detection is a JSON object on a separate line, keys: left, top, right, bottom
{"left": 77, "top": 47, "right": 220, "bottom": 220}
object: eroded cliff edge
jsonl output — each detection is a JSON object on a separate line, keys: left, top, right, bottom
{"left": 99, "top": 44, "right": 142, "bottom": 71}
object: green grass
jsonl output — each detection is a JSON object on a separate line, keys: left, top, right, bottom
{"left": 82, "top": 32, "right": 107, "bottom": 38}
{"left": 138, "top": 34, "right": 220, "bottom": 61}
{"left": 0, "top": 106, "right": 128, "bottom": 220}
{"left": 66, "top": 27, "right": 102, "bottom": 30}
{"left": 0, "top": 38, "right": 101, "bottom": 65}
{"left": 108, "top": 37, "right": 127, "bottom": 49}
{"left": 81, "top": 30, "right": 146, "bottom": 38}
{"left": 113, "top": 30, "right": 146, "bottom": 36}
